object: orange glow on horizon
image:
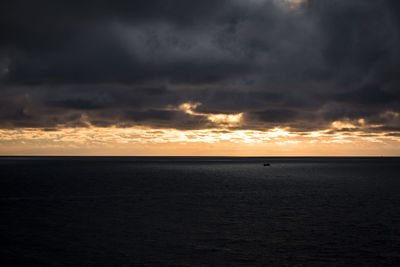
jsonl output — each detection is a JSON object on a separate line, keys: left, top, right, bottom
{"left": 0, "top": 124, "right": 399, "bottom": 156}
{"left": 0, "top": 103, "right": 399, "bottom": 156}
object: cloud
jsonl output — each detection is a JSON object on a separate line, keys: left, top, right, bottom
{"left": 0, "top": 0, "right": 399, "bottom": 135}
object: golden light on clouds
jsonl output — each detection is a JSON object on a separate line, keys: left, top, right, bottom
{"left": 0, "top": 102, "right": 399, "bottom": 156}
{"left": 207, "top": 114, "right": 243, "bottom": 125}
{"left": 179, "top": 102, "right": 243, "bottom": 126}
{"left": 1, "top": 122, "right": 399, "bottom": 156}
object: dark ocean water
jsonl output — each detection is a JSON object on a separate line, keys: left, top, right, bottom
{"left": 1, "top": 157, "right": 400, "bottom": 266}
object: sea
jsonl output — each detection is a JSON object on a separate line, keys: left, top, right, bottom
{"left": 1, "top": 157, "right": 400, "bottom": 266}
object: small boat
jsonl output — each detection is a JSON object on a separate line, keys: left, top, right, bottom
{"left": 263, "top": 163, "right": 270, "bottom": 166}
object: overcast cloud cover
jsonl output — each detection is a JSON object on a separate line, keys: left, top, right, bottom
{"left": 1, "top": 0, "right": 400, "bottom": 134}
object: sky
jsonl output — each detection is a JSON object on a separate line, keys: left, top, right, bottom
{"left": 0, "top": 0, "right": 400, "bottom": 156}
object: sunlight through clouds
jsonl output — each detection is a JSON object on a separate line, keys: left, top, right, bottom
{"left": 178, "top": 102, "right": 243, "bottom": 126}
{"left": 1, "top": 124, "right": 399, "bottom": 155}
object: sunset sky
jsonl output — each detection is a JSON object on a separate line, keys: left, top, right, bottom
{"left": 1, "top": 0, "right": 400, "bottom": 156}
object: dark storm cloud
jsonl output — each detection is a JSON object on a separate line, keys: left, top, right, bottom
{"left": 0, "top": 0, "right": 400, "bottom": 132}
